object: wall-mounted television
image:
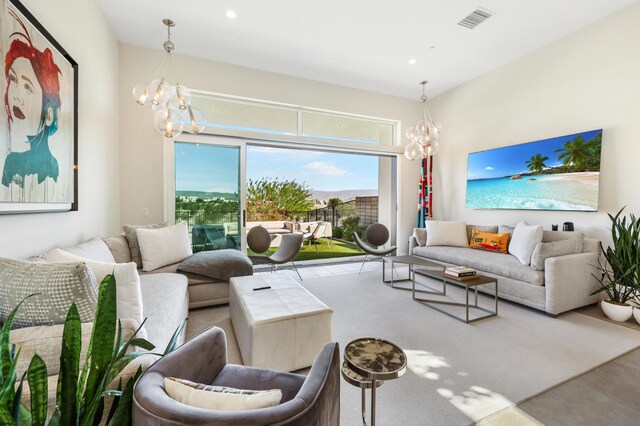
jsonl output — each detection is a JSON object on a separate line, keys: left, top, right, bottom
{"left": 465, "top": 129, "right": 602, "bottom": 211}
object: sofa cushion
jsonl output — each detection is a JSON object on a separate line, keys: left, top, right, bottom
{"left": 139, "top": 273, "right": 189, "bottom": 351}
{"left": 178, "top": 250, "right": 253, "bottom": 282}
{"left": 413, "top": 246, "right": 544, "bottom": 286}
{"left": 103, "top": 235, "right": 132, "bottom": 263}
{"left": 541, "top": 230, "right": 585, "bottom": 248}
{"left": 466, "top": 225, "right": 499, "bottom": 242}
{"left": 123, "top": 222, "right": 168, "bottom": 268}
{"left": 425, "top": 221, "right": 468, "bottom": 247}
{"left": 509, "top": 221, "right": 543, "bottom": 266}
{"left": 530, "top": 237, "right": 584, "bottom": 271}
{"left": 413, "top": 228, "right": 427, "bottom": 247}
{"left": 61, "top": 238, "right": 116, "bottom": 263}
{"left": 137, "top": 222, "right": 193, "bottom": 272}
{"left": 0, "top": 258, "right": 98, "bottom": 328}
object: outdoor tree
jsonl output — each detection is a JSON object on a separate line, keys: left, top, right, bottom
{"left": 247, "top": 178, "right": 314, "bottom": 221}
{"left": 327, "top": 197, "right": 343, "bottom": 207}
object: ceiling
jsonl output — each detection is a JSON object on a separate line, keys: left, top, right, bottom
{"left": 97, "top": 0, "right": 637, "bottom": 99}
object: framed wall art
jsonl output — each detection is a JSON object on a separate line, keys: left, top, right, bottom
{"left": 0, "top": 0, "right": 78, "bottom": 214}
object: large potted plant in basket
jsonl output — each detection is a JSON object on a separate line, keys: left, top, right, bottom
{"left": 591, "top": 208, "right": 640, "bottom": 322}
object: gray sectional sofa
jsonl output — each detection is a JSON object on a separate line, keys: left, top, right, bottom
{"left": 409, "top": 226, "right": 602, "bottom": 316}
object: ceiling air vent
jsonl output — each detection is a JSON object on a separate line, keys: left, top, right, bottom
{"left": 457, "top": 7, "right": 494, "bottom": 29}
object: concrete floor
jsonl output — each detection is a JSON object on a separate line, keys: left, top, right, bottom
{"left": 490, "top": 303, "right": 640, "bottom": 426}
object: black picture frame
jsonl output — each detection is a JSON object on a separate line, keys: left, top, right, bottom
{"left": 0, "top": 0, "right": 79, "bottom": 214}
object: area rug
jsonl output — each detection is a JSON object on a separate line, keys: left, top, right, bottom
{"left": 297, "top": 268, "right": 640, "bottom": 425}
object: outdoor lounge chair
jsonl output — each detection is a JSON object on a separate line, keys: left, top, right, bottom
{"left": 303, "top": 222, "right": 329, "bottom": 253}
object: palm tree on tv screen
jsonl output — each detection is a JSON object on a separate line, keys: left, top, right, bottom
{"left": 525, "top": 153, "right": 550, "bottom": 174}
{"left": 554, "top": 135, "right": 599, "bottom": 171}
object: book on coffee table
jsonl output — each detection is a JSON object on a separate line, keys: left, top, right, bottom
{"left": 445, "top": 266, "right": 477, "bottom": 277}
{"left": 443, "top": 273, "right": 478, "bottom": 282}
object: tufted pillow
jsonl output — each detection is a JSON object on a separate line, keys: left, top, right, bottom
{"left": 0, "top": 258, "right": 98, "bottom": 329}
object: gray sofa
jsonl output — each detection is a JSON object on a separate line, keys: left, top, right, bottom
{"left": 133, "top": 327, "right": 340, "bottom": 425}
{"left": 409, "top": 226, "right": 601, "bottom": 316}
{"left": 104, "top": 235, "right": 229, "bottom": 308}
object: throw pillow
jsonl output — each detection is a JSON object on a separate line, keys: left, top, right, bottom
{"left": 530, "top": 236, "right": 584, "bottom": 271}
{"left": 45, "top": 249, "right": 147, "bottom": 338}
{"left": 508, "top": 221, "right": 543, "bottom": 266}
{"left": 178, "top": 250, "right": 253, "bottom": 281}
{"left": 136, "top": 222, "right": 193, "bottom": 272}
{"left": 469, "top": 230, "right": 510, "bottom": 253}
{"left": 123, "top": 222, "right": 168, "bottom": 268}
{"left": 61, "top": 237, "right": 116, "bottom": 263}
{"left": 0, "top": 258, "right": 98, "bottom": 329}
{"left": 164, "top": 377, "right": 282, "bottom": 411}
{"left": 466, "top": 225, "right": 498, "bottom": 242}
{"left": 413, "top": 228, "right": 427, "bottom": 247}
{"left": 425, "top": 221, "right": 469, "bottom": 247}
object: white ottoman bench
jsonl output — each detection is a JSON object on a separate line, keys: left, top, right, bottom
{"left": 230, "top": 273, "right": 333, "bottom": 372}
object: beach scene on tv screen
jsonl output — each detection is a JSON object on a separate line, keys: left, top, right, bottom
{"left": 466, "top": 129, "right": 602, "bottom": 211}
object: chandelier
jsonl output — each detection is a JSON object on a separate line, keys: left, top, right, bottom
{"left": 404, "top": 81, "right": 440, "bottom": 160}
{"left": 132, "top": 19, "right": 205, "bottom": 138}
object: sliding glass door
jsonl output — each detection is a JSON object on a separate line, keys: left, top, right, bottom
{"left": 173, "top": 140, "right": 244, "bottom": 253}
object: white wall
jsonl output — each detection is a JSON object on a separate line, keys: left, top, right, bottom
{"left": 0, "top": 0, "right": 120, "bottom": 258}
{"left": 429, "top": 2, "right": 640, "bottom": 243}
{"left": 118, "top": 44, "right": 422, "bottom": 252}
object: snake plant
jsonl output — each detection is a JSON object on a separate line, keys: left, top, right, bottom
{"left": 1, "top": 274, "right": 187, "bottom": 425}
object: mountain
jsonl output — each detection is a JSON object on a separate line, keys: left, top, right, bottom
{"left": 310, "top": 189, "right": 377, "bottom": 202}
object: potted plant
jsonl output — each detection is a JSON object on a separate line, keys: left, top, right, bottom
{"left": 0, "top": 275, "right": 186, "bottom": 425}
{"left": 591, "top": 208, "right": 640, "bottom": 322}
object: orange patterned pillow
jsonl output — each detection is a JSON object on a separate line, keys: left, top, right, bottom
{"left": 469, "top": 229, "right": 510, "bottom": 253}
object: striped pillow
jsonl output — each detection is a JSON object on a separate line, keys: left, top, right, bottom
{"left": 164, "top": 377, "right": 282, "bottom": 411}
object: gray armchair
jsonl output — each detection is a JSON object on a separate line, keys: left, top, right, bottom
{"left": 133, "top": 327, "right": 340, "bottom": 425}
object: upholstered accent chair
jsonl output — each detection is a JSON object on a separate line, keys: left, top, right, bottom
{"left": 133, "top": 327, "right": 340, "bottom": 425}
{"left": 353, "top": 223, "right": 397, "bottom": 273}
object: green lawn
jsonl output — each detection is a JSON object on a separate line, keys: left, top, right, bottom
{"left": 248, "top": 238, "right": 364, "bottom": 261}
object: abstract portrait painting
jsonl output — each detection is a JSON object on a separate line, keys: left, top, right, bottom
{"left": 0, "top": 0, "right": 77, "bottom": 213}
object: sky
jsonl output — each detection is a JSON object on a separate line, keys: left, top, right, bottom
{"left": 467, "top": 129, "right": 602, "bottom": 180}
{"left": 175, "top": 143, "right": 379, "bottom": 193}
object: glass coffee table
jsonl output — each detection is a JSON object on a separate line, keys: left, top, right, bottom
{"left": 382, "top": 255, "right": 445, "bottom": 294}
{"left": 343, "top": 338, "right": 407, "bottom": 426}
{"left": 413, "top": 267, "right": 499, "bottom": 324}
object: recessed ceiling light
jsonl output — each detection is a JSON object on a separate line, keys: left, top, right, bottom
{"left": 226, "top": 10, "right": 237, "bottom": 19}
{"left": 408, "top": 58, "right": 417, "bottom": 65}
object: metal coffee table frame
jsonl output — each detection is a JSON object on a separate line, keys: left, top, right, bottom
{"left": 413, "top": 268, "right": 499, "bottom": 324}
{"left": 382, "top": 255, "right": 446, "bottom": 295}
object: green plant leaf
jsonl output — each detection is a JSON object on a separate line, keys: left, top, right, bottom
{"left": 57, "top": 303, "right": 81, "bottom": 425}
{"left": 18, "top": 403, "right": 32, "bottom": 426}
{"left": 47, "top": 408, "right": 60, "bottom": 426}
{"left": 164, "top": 318, "right": 188, "bottom": 355}
{"left": 0, "top": 405, "right": 15, "bottom": 425}
{"left": 83, "top": 275, "right": 117, "bottom": 415}
{"left": 27, "top": 354, "right": 48, "bottom": 426}
{"left": 1, "top": 295, "right": 36, "bottom": 384}
{"left": 11, "top": 372, "right": 26, "bottom": 422}
{"left": 109, "top": 367, "right": 142, "bottom": 426}
{"left": 105, "top": 379, "right": 123, "bottom": 426}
